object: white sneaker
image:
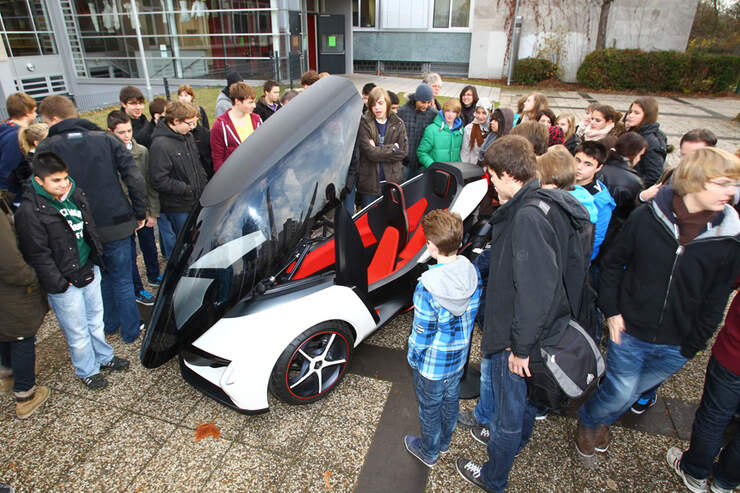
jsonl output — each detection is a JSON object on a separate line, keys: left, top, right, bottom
{"left": 666, "top": 447, "right": 708, "bottom": 493}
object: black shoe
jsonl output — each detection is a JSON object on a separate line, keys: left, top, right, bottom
{"left": 458, "top": 409, "right": 483, "bottom": 428}
{"left": 80, "top": 373, "right": 108, "bottom": 390}
{"left": 471, "top": 426, "right": 490, "bottom": 445}
{"left": 148, "top": 274, "right": 163, "bottom": 287}
{"left": 630, "top": 397, "right": 657, "bottom": 415}
{"left": 100, "top": 356, "right": 130, "bottom": 372}
{"left": 535, "top": 408, "right": 549, "bottom": 420}
{"left": 456, "top": 458, "right": 496, "bottom": 493}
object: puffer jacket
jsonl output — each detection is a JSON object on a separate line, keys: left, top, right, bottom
{"left": 0, "top": 197, "right": 47, "bottom": 341}
{"left": 417, "top": 113, "right": 464, "bottom": 168}
{"left": 149, "top": 119, "right": 208, "bottom": 213}
{"left": 15, "top": 179, "right": 104, "bottom": 294}
{"left": 356, "top": 111, "right": 408, "bottom": 195}
{"left": 633, "top": 123, "right": 667, "bottom": 188}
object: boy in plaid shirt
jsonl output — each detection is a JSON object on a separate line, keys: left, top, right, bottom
{"left": 404, "top": 209, "right": 482, "bottom": 467}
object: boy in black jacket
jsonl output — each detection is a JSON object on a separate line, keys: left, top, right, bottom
{"left": 576, "top": 147, "right": 740, "bottom": 460}
{"left": 149, "top": 101, "right": 207, "bottom": 258}
{"left": 15, "top": 152, "right": 129, "bottom": 391}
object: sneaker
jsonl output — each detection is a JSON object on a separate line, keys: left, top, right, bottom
{"left": 136, "top": 289, "right": 155, "bottom": 306}
{"left": 710, "top": 482, "right": 734, "bottom": 493}
{"left": 458, "top": 409, "right": 483, "bottom": 428}
{"left": 630, "top": 397, "right": 657, "bottom": 415}
{"left": 16, "top": 385, "right": 50, "bottom": 419}
{"left": 0, "top": 376, "right": 13, "bottom": 393}
{"left": 148, "top": 274, "right": 163, "bottom": 287}
{"left": 100, "top": 356, "right": 130, "bottom": 372}
{"left": 471, "top": 426, "right": 490, "bottom": 445}
{"left": 575, "top": 420, "right": 596, "bottom": 457}
{"left": 404, "top": 435, "right": 436, "bottom": 467}
{"left": 666, "top": 447, "right": 708, "bottom": 493}
{"left": 455, "top": 458, "right": 496, "bottom": 493}
{"left": 535, "top": 408, "right": 549, "bottom": 420}
{"left": 81, "top": 373, "right": 108, "bottom": 390}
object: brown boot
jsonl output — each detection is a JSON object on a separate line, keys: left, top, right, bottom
{"left": 0, "top": 376, "right": 12, "bottom": 393}
{"left": 575, "top": 420, "right": 597, "bottom": 457}
{"left": 594, "top": 424, "right": 610, "bottom": 453}
{"left": 16, "top": 385, "right": 50, "bottom": 419}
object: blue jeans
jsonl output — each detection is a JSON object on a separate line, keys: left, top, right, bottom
{"left": 136, "top": 225, "right": 160, "bottom": 282}
{"left": 159, "top": 212, "right": 189, "bottom": 259}
{"left": 0, "top": 336, "right": 36, "bottom": 393}
{"left": 47, "top": 266, "right": 114, "bottom": 378}
{"left": 342, "top": 186, "right": 356, "bottom": 216}
{"left": 580, "top": 331, "right": 688, "bottom": 427}
{"left": 403, "top": 164, "right": 422, "bottom": 183}
{"left": 357, "top": 193, "right": 379, "bottom": 209}
{"left": 412, "top": 367, "right": 464, "bottom": 463}
{"left": 130, "top": 234, "right": 144, "bottom": 293}
{"left": 472, "top": 249, "right": 493, "bottom": 426}
{"left": 480, "top": 350, "right": 538, "bottom": 492}
{"left": 101, "top": 238, "right": 141, "bottom": 342}
{"left": 681, "top": 356, "right": 740, "bottom": 490}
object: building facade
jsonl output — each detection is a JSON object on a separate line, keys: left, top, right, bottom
{"left": 0, "top": 0, "right": 698, "bottom": 114}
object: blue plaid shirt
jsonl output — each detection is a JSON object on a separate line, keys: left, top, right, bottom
{"left": 407, "top": 265, "right": 482, "bottom": 380}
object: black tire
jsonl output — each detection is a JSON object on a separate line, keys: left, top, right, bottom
{"left": 269, "top": 321, "right": 354, "bottom": 405}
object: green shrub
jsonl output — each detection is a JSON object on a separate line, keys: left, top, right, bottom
{"left": 513, "top": 58, "right": 559, "bottom": 85}
{"left": 577, "top": 49, "right": 740, "bottom": 93}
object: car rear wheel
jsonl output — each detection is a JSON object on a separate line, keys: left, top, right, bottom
{"left": 269, "top": 321, "right": 354, "bottom": 405}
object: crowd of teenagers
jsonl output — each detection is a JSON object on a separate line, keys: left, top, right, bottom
{"left": 1, "top": 70, "right": 740, "bottom": 492}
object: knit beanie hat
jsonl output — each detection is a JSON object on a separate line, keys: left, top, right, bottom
{"left": 414, "top": 84, "right": 434, "bottom": 102}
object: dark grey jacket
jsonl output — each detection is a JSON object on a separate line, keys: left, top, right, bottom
{"left": 37, "top": 118, "right": 147, "bottom": 243}
{"left": 397, "top": 96, "right": 437, "bottom": 173}
{"left": 149, "top": 119, "right": 208, "bottom": 213}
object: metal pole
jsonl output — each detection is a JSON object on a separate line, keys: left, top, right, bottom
{"left": 506, "top": 0, "right": 521, "bottom": 86}
{"left": 131, "top": 0, "right": 152, "bottom": 100}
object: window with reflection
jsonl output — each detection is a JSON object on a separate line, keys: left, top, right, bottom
{"left": 433, "top": 0, "right": 470, "bottom": 28}
{"left": 0, "top": 0, "right": 56, "bottom": 56}
{"left": 73, "top": 0, "right": 276, "bottom": 78}
{"left": 352, "top": 0, "right": 375, "bottom": 28}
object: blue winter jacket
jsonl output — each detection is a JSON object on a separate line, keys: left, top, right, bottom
{"left": 0, "top": 122, "right": 23, "bottom": 193}
{"left": 588, "top": 180, "right": 616, "bottom": 260}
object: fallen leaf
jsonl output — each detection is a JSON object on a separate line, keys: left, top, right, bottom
{"left": 195, "top": 422, "right": 221, "bottom": 442}
{"left": 323, "top": 471, "right": 333, "bottom": 491}
{"left": 606, "top": 478, "right": 617, "bottom": 490}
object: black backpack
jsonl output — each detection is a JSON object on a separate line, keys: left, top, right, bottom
{"left": 523, "top": 198, "right": 605, "bottom": 410}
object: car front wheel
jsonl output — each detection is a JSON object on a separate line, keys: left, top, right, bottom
{"left": 269, "top": 321, "right": 354, "bottom": 405}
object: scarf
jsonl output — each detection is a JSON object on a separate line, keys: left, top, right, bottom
{"left": 470, "top": 122, "right": 486, "bottom": 150}
{"left": 584, "top": 122, "right": 615, "bottom": 141}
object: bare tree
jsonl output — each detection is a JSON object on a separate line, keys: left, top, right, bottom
{"left": 595, "top": 0, "right": 614, "bottom": 50}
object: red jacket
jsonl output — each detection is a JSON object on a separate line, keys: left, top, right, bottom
{"left": 210, "top": 111, "right": 262, "bottom": 172}
{"left": 712, "top": 275, "right": 740, "bottom": 375}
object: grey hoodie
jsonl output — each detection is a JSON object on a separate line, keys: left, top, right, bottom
{"left": 420, "top": 256, "right": 479, "bottom": 316}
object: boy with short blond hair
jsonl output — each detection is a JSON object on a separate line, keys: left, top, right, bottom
{"left": 404, "top": 209, "right": 482, "bottom": 468}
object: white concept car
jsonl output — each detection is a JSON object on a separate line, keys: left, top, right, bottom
{"left": 140, "top": 76, "right": 489, "bottom": 413}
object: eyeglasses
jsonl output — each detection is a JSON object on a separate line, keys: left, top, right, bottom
{"left": 707, "top": 180, "right": 740, "bottom": 190}
{"left": 183, "top": 120, "right": 198, "bottom": 128}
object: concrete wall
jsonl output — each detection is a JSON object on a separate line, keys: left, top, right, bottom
{"left": 353, "top": 32, "right": 471, "bottom": 62}
{"left": 468, "top": 0, "right": 699, "bottom": 83}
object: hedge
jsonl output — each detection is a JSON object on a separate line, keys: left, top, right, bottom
{"left": 513, "top": 58, "right": 559, "bottom": 86}
{"left": 577, "top": 49, "right": 740, "bottom": 93}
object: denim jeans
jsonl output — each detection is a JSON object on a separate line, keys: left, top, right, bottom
{"left": 480, "top": 350, "right": 538, "bottom": 492}
{"left": 136, "top": 225, "right": 160, "bottom": 282}
{"left": 681, "top": 356, "right": 740, "bottom": 490}
{"left": 412, "top": 367, "right": 464, "bottom": 463}
{"left": 579, "top": 331, "right": 688, "bottom": 427}
{"left": 403, "top": 164, "right": 422, "bottom": 183}
{"left": 101, "top": 238, "right": 141, "bottom": 342}
{"left": 47, "top": 266, "right": 114, "bottom": 378}
{"left": 159, "top": 212, "right": 189, "bottom": 259}
{"left": 357, "top": 193, "right": 379, "bottom": 210}
{"left": 342, "top": 186, "right": 356, "bottom": 216}
{"left": 472, "top": 248, "right": 493, "bottom": 426}
{"left": 130, "top": 234, "right": 144, "bottom": 293}
{"left": 0, "top": 336, "right": 36, "bottom": 393}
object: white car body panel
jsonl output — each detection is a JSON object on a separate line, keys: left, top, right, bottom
{"left": 190, "top": 284, "right": 377, "bottom": 411}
